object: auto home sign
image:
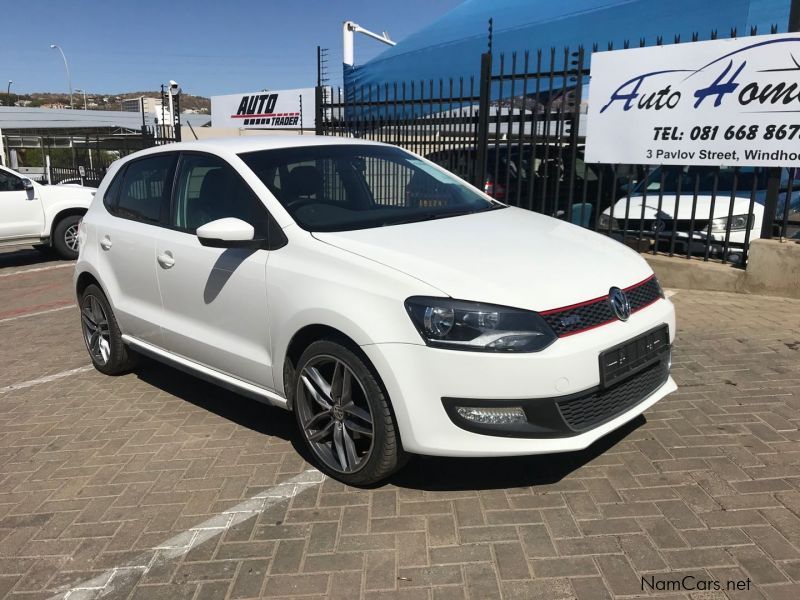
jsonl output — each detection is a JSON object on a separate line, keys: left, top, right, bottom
{"left": 211, "top": 87, "right": 314, "bottom": 130}
{"left": 585, "top": 33, "right": 800, "bottom": 167}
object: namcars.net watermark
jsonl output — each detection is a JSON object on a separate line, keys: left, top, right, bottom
{"left": 642, "top": 575, "right": 752, "bottom": 593}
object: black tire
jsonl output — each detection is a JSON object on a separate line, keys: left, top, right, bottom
{"left": 52, "top": 214, "right": 82, "bottom": 260}
{"left": 293, "top": 339, "right": 407, "bottom": 486}
{"left": 79, "top": 284, "right": 138, "bottom": 375}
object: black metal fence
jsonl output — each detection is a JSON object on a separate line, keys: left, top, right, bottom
{"left": 6, "top": 123, "right": 180, "bottom": 188}
{"left": 317, "top": 26, "right": 799, "bottom": 266}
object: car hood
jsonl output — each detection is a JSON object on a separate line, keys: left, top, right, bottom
{"left": 40, "top": 183, "right": 95, "bottom": 205}
{"left": 312, "top": 206, "right": 653, "bottom": 312}
{"left": 605, "top": 194, "right": 764, "bottom": 220}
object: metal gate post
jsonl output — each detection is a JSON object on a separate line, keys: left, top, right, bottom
{"left": 315, "top": 86, "right": 325, "bottom": 135}
{"left": 474, "top": 52, "right": 493, "bottom": 188}
{"left": 761, "top": 0, "right": 799, "bottom": 239}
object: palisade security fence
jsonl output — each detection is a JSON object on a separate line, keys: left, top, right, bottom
{"left": 316, "top": 27, "right": 800, "bottom": 266}
{"left": 2, "top": 124, "right": 179, "bottom": 188}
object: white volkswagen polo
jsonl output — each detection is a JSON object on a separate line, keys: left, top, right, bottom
{"left": 74, "top": 137, "right": 676, "bottom": 485}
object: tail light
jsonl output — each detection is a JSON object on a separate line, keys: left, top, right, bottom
{"left": 484, "top": 179, "right": 506, "bottom": 200}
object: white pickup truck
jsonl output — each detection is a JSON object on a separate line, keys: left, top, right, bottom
{"left": 0, "top": 164, "right": 96, "bottom": 259}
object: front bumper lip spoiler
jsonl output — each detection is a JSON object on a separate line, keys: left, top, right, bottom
{"left": 441, "top": 349, "right": 670, "bottom": 439}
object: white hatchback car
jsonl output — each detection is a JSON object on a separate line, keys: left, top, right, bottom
{"left": 74, "top": 137, "right": 676, "bottom": 485}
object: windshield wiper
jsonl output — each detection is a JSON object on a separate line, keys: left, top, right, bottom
{"left": 382, "top": 205, "right": 506, "bottom": 227}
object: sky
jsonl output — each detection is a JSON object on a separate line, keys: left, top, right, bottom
{"left": 0, "top": 0, "right": 463, "bottom": 97}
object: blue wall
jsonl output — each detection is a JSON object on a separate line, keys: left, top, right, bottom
{"left": 344, "top": 0, "right": 791, "bottom": 93}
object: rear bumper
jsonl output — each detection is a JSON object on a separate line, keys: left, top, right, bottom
{"left": 361, "top": 298, "right": 676, "bottom": 457}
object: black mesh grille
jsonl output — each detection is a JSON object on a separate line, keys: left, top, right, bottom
{"left": 556, "top": 359, "right": 670, "bottom": 432}
{"left": 541, "top": 276, "right": 662, "bottom": 337}
{"left": 636, "top": 219, "right": 710, "bottom": 234}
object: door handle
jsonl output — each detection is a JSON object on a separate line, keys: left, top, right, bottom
{"left": 157, "top": 251, "right": 175, "bottom": 269}
{"left": 100, "top": 236, "right": 112, "bottom": 251}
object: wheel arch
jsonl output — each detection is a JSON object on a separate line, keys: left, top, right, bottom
{"left": 75, "top": 270, "right": 110, "bottom": 305}
{"left": 282, "top": 324, "right": 364, "bottom": 410}
{"left": 49, "top": 207, "right": 87, "bottom": 240}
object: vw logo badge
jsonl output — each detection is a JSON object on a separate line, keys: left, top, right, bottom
{"left": 608, "top": 287, "right": 631, "bottom": 321}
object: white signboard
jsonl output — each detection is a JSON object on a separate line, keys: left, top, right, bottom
{"left": 211, "top": 87, "right": 314, "bottom": 130}
{"left": 586, "top": 33, "right": 800, "bottom": 166}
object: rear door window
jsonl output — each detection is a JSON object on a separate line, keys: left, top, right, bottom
{"left": 115, "top": 154, "right": 177, "bottom": 224}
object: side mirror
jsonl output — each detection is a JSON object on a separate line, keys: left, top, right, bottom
{"left": 196, "top": 217, "right": 261, "bottom": 248}
{"left": 21, "top": 178, "right": 34, "bottom": 191}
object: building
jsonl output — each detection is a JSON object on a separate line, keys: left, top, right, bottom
{"left": 120, "top": 96, "right": 160, "bottom": 114}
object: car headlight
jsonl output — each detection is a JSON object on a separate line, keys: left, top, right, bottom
{"left": 405, "top": 297, "right": 556, "bottom": 352}
{"left": 710, "top": 214, "right": 753, "bottom": 232}
{"left": 598, "top": 214, "right": 620, "bottom": 230}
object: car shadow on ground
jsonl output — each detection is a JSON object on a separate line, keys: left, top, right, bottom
{"left": 133, "top": 357, "right": 646, "bottom": 491}
{"left": 387, "top": 416, "right": 645, "bottom": 491}
{"left": 0, "top": 248, "right": 65, "bottom": 269}
{"left": 133, "top": 357, "right": 301, "bottom": 444}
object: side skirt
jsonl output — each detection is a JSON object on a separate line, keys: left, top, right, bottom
{"left": 122, "top": 335, "right": 289, "bottom": 410}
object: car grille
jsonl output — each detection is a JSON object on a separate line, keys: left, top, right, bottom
{"left": 540, "top": 276, "right": 662, "bottom": 337}
{"left": 556, "top": 358, "right": 670, "bottom": 432}
{"left": 630, "top": 219, "right": 710, "bottom": 234}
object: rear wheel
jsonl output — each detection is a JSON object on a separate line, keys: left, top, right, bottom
{"left": 53, "top": 215, "right": 82, "bottom": 260}
{"left": 293, "top": 340, "right": 406, "bottom": 485}
{"left": 79, "top": 284, "right": 138, "bottom": 375}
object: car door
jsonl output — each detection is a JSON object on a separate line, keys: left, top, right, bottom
{"left": 155, "top": 152, "right": 275, "bottom": 390}
{"left": 92, "top": 153, "right": 177, "bottom": 345}
{"left": 0, "top": 167, "right": 44, "bottom": 239}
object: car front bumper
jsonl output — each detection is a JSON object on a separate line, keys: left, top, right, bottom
{"left": 361, "top": 297, "right": 676, "bottom": 457}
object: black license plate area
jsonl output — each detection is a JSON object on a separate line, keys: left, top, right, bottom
{"left": 599, "top": 324, "right": 670, "bottom": 388}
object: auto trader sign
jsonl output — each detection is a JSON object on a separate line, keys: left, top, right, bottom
{"left": 585, "top": 33, "right": 800, "bottom": 167}
{"left": 211, "top": 87, "right": 314, "bottom": 130}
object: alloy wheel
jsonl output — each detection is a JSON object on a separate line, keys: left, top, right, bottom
{"left": 64, "top": 223, "right": 79, "bottom": 252}
{"left": 81, "top": 295, "right": 111, "bottom": 365}
{"left": 296, "top": 355, "right": 375, "bottom": 474}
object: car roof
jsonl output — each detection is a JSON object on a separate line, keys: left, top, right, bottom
{"left": 132, "top": 135, "right": 388, "bottom": 158}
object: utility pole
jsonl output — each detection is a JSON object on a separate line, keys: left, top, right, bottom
{"left": 50, "top": 44, "right": 73, "bottom": 109}
{"left": 6, "top": 80, "right": 11, "bottom": 95}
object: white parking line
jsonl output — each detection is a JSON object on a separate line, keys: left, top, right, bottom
{"left": 665, "top": 289, "right": 679, "bottom": 298}
{"left": 0, "top": 304, "right": 74, "bottom": 324}
{"left": 0, "top": 365, "right": 94, "bottom": 395}
{"left": 49, "top": 468, "right": 325, "bottom": 599}
{"left": 0, "top": 262, "right": 75, "bottom": 277}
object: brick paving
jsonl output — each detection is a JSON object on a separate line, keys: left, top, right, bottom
{"left": 1, "top": 249, "right": 799, "bottom": 599}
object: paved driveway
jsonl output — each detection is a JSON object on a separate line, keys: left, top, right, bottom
{"left": 1, "top": 247, "right": 799, "bottom": 599}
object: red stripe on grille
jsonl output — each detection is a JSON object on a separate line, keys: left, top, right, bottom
{"left": 540, "top": 274, "right": 655, "bottom": 316}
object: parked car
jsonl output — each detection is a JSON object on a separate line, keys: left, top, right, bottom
{"left": 0, "top": 164, "right": 96, "bottom": 259}
{"left": 423, "top": 145, "right": 634, "bottom": 226}
{"left": 58, "top": 177, "right": 102, "bottom": 188}
{"left": 74, "top": 137, "right": 676, "bottom": 485}
{"left": 600, "top": 166, "right": 800, "bottom": 261}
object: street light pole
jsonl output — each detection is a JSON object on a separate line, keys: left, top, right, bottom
{"left": 49, "top": 44, "right": 73, "bottom": 109}
{"left": 75, "top": 88, "right": 88, "bottom": 110}
{"left": 6, "top": 81, "right": 11, "bottom": 95}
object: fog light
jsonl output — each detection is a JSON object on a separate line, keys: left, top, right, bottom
{"left": 455, "top": 406, "right": 527, "bottom": 425}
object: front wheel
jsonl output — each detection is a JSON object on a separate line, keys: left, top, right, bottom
{"left": 293, "top": 340, "right": 406, "bottom": 486}
{"left": 79, "top": 284, "right": 138, "bottom": 375}
{"left": 52, "top": 215, "right": 82, "bottom": 260}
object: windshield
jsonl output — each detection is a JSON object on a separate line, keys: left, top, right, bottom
{"left": 633, "top": 165, "right": 794, "bottom": 196}
{"left": 239, "top": 144, "right": 502, "bottom": 232}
